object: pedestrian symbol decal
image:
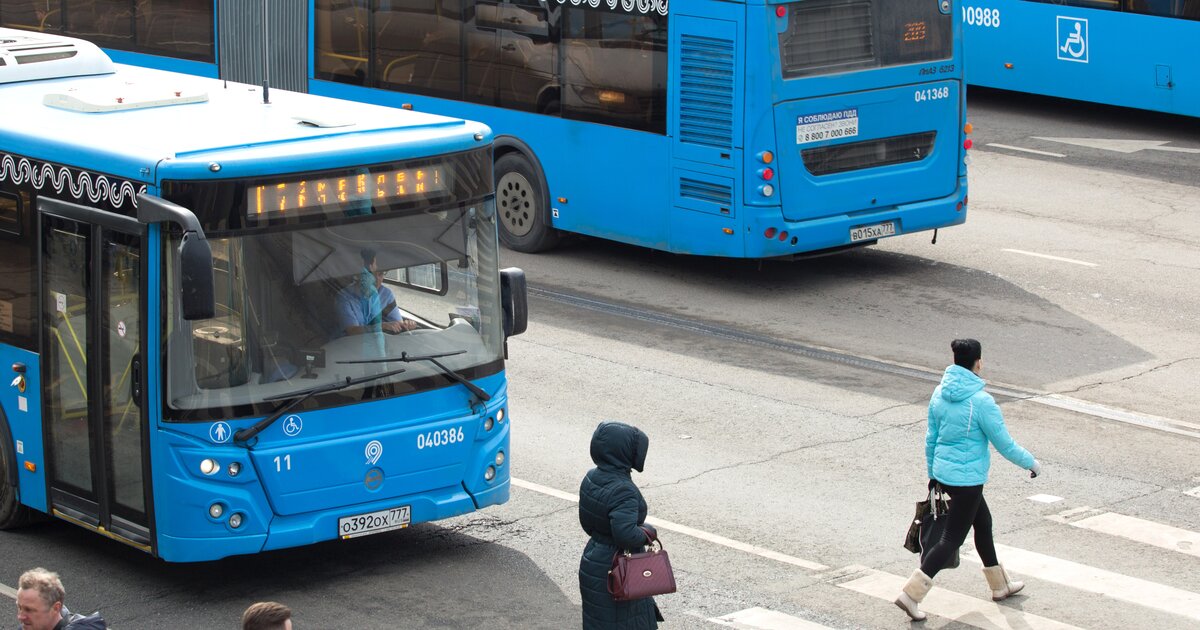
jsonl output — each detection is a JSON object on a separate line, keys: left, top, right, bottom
{"left": 283, "top": 414, "right": 303, "bottom": 437}
{"left": 210, "top": 421, "right": 232, "bottom": 444}
{"left": 365, "top": 440, "right": 383, "bottom": 466}
{"left": 1057, "top": 17, "right": 1087, "bottom": 63}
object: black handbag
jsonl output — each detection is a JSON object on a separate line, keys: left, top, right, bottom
{"left": 904, "top": 487, "right": 959, "bottom": 569}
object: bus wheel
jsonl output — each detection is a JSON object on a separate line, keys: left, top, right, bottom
{"left": 0, "top": 431, "right": 35, "bottom": 529}
{"left": 495, "top": 153, "right": 559, "bottom": 252}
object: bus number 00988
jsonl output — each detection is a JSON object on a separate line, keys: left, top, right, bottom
{"left": 962, "top": 6, "right": 1000, "bottom": 28}
{"left": 417, "top": 427, "right": 465, "bottom": 449}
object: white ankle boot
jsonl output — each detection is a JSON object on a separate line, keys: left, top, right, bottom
{"left": 982, "top": 565, "right": 1025, "bottom": 601}
{"left": 894, "top": 569, "right": 933, "bottom": 621}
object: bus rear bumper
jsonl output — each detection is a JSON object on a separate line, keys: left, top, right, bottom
{"left": 747, "top": 180, "right": 968, "bottom": 258}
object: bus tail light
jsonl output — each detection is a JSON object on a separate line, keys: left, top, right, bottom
{"left": 775, "top": 6, "right": 786, "bottom": 18}
{"left": 764, "top": 227, "right": 777, "bottom": 239}
{"left": 759, "top": 167, "right": 774, "bottom": 181}
{"left": 778, "top": 231, "right": 789, "bottom": 241}
{"left": 963, "top": 139, "right": 974, "bottom": 150}
{"left": 964, "top": 122, "right": 973, "bottom": 135}
{"left": 757, "top": 150, "right": 774, "bottom": 164}
{"left": 759, "top": 184, "right": 775, "bottom": 197}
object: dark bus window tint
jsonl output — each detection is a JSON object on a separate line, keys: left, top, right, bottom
{"left": 1123, "top": 0, "right": 1200, "bottom": 18}
{"left": 0, "top": 189, "right": 36, "bottom": 349}
{"left": 0, "top": 0, "right": 63, "bottom": 31}
{"left": 136, "top": 0, "right": 214, "bottom": 60}
{"left": 495, "top": 0, "right": 558, "bottom": 112}
{"left": 375, "top": 0, "right": 464, "bottom": 99}
{"left": 315, "top": 0, "right": 370, "bottom": 85}
{"left": 64, "top": 0, "right": 134, "bottom": 47}
{"left": 562, "top": 5, "right": 667, "bottom": 134}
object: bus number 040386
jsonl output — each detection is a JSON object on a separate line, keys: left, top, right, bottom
{"left": 963, "top": 6, "right": 1000, "bottom": 28}
{"left": 417, "top": 427, "right": 465, "bottom": 449}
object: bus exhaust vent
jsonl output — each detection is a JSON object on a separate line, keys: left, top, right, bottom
{"left": 0, "top": 28, "right": 115, "bottom": 84}
{"left": 780, "top": 0, "right": 874, "bottom": 78}
{"left": 680, "top": 177, "right": 733, "bottom": 207}
{"left": 679, "top": 34, "right": 735, "bottom": 149}
{"left": 802, "top": 132, "right": 936, "bottom": 176}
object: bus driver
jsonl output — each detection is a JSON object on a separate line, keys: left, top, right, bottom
{"left": 336, "top": 248, "right": 418, "bottom": 336}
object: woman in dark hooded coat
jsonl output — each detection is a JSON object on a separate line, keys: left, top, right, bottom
{"left": 578, "top": 421, "right": 662, "bottom": 629}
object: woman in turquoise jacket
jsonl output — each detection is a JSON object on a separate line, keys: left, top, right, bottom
{"left": 895, "top": 339, "right": 1042, "bottom": 621}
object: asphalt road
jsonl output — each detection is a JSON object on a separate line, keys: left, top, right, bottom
{"left": 4, "top": 90, "right": 1199, "bottom": 629}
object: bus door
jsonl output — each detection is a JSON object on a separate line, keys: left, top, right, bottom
{"left": 38, "top": 198, "right": 151, "bottom": 551}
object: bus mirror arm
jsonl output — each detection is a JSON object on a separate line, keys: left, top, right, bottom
{"left": 500, "top": 268, "right": 528, "bottom": 338}
{"left": 136, "top": 193, "right": 216, "bottom": 321}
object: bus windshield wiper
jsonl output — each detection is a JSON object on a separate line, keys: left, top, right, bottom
{"left": 234, "top": 367, "right": 408, "bottom": 445}
{"left": 338, "top": 350, "right": 490, "bottom": 401}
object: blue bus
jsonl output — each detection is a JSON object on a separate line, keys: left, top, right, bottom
{"left": 1, "top": 0, "right": 973, "bottom": 258}
{"left": 0, "top": 28, "right": 526, "bottom": 562}
{"left": 962, "top": 1, "right": 1199, "bottom": 116}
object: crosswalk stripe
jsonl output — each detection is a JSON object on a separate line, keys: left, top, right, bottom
{"left": 708, "top": 607, "right": 836, "bottom": 629}
{"left": 978, "top": 544, "right": 1200, "bottom": 623}
{"left": 1052, "top": 510, "right": 1200, "bottom": 559}
{"left": 838, "top": 568, "right": 1084, "bottom": 630}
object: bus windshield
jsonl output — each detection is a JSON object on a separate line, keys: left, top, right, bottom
{"left": 162, "top": 201, "right": 504, "bottom": 422}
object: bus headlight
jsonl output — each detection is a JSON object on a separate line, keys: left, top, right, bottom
{"left": 484, "top": 417, "right": 494, "bottom": 432}
{"left": 228, "top": 462, "right": 241, "bottom": 477}
{"left": 229, "top": 513, "right": 244, "bottom": 529}
{"left": 495, "top": 451, "right": 505, "bottom": 466}
{"left": 484, "top": 466, "right": 496, "bottom": 481}
{"left": 497, "top": 408, "right": 505, "bottom": 423}
{"left": 209, "top": 503, "right": 225, "bottom": 519}
{"left": 199, "top": 459, "right": 219, "bottom": 476}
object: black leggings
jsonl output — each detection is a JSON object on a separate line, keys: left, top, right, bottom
{"left": 920, "top": 483, "right": 999, "bottom": 578}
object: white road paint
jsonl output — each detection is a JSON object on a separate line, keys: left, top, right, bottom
{"left": 708, "top": 607, "right": 836, "bottom": 629}
{"left": 1033, "top": 138, "right": 1200, "bottom": 154}
{"left": 1184, "top": 486, "right": 1200, "bottom": 499}
{"left": 1027, "top": 394, "right": 1200, "bottom": 440}
{"left": 1, "top": 582, "right": 16, "bottom": 599}
{"left": 966, "top": 545, "right": 1200, "bottom": 623}
{"left": 1052, "top": 510, "right": 1200, "bottom": 559}
{"left": 511, "top": 477, "right": 829, "bottom": 571}
{"left": 1001, "top": 248, "right": 1098, "bottom": 267}
{"left": 838, "top": 568, "right": 1085, "bottom": 629}
{"left": 986, "top": 143, "right": 1066, "bottom": 158}
{"left": 1028, "top": 494, "right": 1064, "bottom": 503}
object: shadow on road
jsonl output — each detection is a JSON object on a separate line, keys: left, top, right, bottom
{"left": 3, "top": 514, "right": 576, "bottom": 629}
{"left": 513, "top": 237, "right": 1152, "bottom": 391}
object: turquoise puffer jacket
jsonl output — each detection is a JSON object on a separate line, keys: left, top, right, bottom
{"left": 926, "top": 365, "right": 1035, "bottom": 486}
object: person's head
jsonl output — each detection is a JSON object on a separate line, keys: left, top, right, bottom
{"left": 359, "top": 248, "right": 378, "bottom": 273}
{"left": 16, "top": 568, "right": 65, "bottom": 630}
{"left": 242, "top": 601, "right": 293, "bottom": 630}
{"left": 951, "top": 338, "right": 983, "bottom": 374}
{"left": 589, "top": 421, "right": 649, "bottom": 473}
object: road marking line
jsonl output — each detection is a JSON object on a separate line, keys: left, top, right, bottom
{"left": 838, "top": 569, "right": 1084, "bottom": 629}
{"left": 966, "top": 545, "right": 1200, "bottom": 622}
{"left": 0, "top": 583, "right": 16, "bottom": 599}
{"left": 708, "top": 607, "right": 836, "bottom": 629}
{"left": 1054, "top": 511, "right": 1200, "bottom": 559}
{"left": 1029, "top": 494, "right": 1064, "bottom": 503}
{"left": 1001, "top": 249, "right": 1098, "bottom": 267}
{"left": 511, "top": 477, "right": 828, "bottom": 571}
{"left": 986, "top": 143, "right": 1067, "bottom": 158}
{"left": 1184, "top": 486, "right": 1200, "bottom": 499}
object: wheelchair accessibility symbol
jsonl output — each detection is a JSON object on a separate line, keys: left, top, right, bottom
{"left": 282, "top": 414, "right": 303, "bottom": 437}
{"left": 1057, "top": 16, "right": 1088, "bottom": 63}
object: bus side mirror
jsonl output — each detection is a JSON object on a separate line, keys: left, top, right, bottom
{"left": 136, "top": 193, "right": 215, "bottom": 321}
{"left": 500, "top": 267, "right": 527, "bottom": 337}
{"left": 179, "top": 233, "right": 215, "bottom": 321}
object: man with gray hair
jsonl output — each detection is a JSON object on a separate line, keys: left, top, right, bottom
{"left": 15, "top": 568, "right": 106, "bottom": 630}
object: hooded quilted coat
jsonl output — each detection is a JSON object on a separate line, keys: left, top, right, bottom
{"left": 927, "top": 365, "right": 1035, "bottom": 486}
{"left": 578, "top": 422, "right": 660, "bottom": 629}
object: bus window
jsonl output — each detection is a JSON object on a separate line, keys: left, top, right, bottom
{"left": 0, "top": 189, "right": 35, "bottom": 348}
{"left": 562, "top": 3, "right": 667, "bottom": 132}
{"left": 315, "top": 0, "right": 370, "bottom": 85}
{"left": 375, "top": 0, "right": 464, "bottom": 98}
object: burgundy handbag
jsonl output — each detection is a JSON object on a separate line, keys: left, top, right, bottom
{"left": 608, "top": 527, "right": 677, "bottom": 602}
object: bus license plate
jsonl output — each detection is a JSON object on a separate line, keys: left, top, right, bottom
{"left": 850, "top": 221, "right": 896, "bottom": 242}
{"left": 338, "top": 505, "right": 411, "bottom": 539}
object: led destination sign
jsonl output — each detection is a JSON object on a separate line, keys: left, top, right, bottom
{"left": 249, "top": 165, "right": 449, "bottom": 216}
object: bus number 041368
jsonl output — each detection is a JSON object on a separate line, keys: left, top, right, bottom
{"left": 963, "top": 6, "right": 1000, "bottom": 28}
{"left": 914, "top": 87, "right": 950, "bottom": 102}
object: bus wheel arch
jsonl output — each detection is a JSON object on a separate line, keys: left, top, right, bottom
{"left": 493, "top": 138, "right": 560, "bottom": 253}
{"left": 0, "top": 408, "right": 36, "bottom": 529}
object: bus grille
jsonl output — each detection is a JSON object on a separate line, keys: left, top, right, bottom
{"left": 801, "top": 132, "right": 936, "bottom": 176}
{"left": 781, "top": 0, "right": 874, "bottom": 78}
{"left": 679, "top": 34, "right": 735, "bottom": 149}
{"left": 680, "top": 177, "right": 733, "bottom": 207}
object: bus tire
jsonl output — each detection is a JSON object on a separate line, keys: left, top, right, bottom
{"left": 0, "top": 416, "right": 36, "bottom": 530}
{"left": 495, "top": 152, "right": 559, "bottom": 252}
